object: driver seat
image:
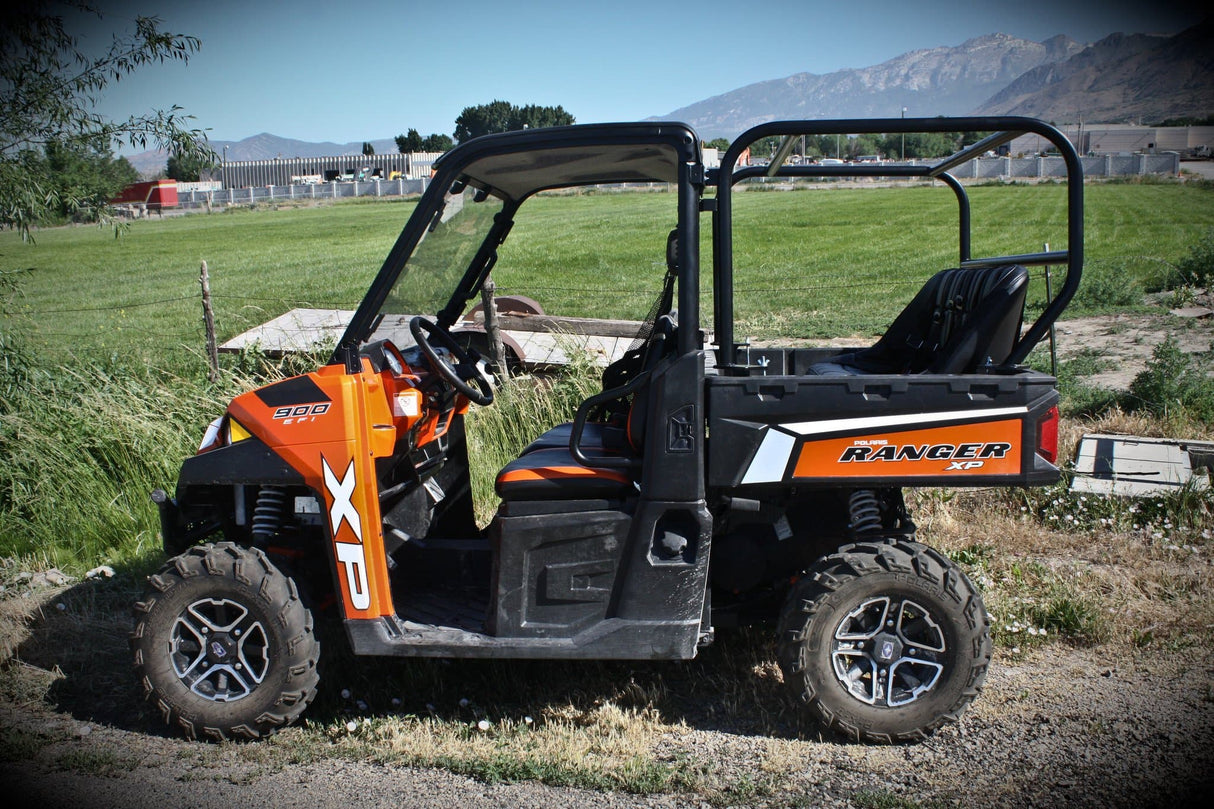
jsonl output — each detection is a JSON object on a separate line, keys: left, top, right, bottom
{"left": 494, "top": 320, "right": 673, "bottom": 501}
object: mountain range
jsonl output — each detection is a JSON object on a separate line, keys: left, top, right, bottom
{"left": 127, "top": 19, "right": 1212, "bottom": 176}
{"left": 655, "top": 32, "right": 1088, "bottom": 140}
{"left": 656, "top": 19, "right": 1211, "bottom": 140}
{"left": 971, "top": 19, "right": 1214, "bottom": 123}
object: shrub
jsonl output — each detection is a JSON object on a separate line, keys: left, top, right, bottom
{"left": 1125, "top": 336, "right": 1214, "bottom": 423}
{"left": 1175, "top": 228, "right": 1214, "bottom": 288}
{"left": 1069, "top": 265, "right": 1144, "bottom": 312}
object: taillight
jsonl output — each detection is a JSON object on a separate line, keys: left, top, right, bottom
{"left": 1036, "top": 405, "right": 1059, "bottom": 464}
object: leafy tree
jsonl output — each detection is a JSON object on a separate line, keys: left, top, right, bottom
{"left": 165, "top": 148, "right": 215, "bottom": 182}
{"left": 1, "top": 2, "right": 212, "bottom": 241}
{"left": 845, "top": 134, "right": 881, "bottom": 159}
{"left": 453, "top": 100, "right": 574, "bottom": 143}
{"left": 395, "top": 129, "right": 452, "bottom": 153}
{"left": 454, "top": 100, "right": 515, "bottom": 143}
{"left": 704, "top": 138, "right": 730, "bottom": 151}
{"left": 513, "top": 103, "right": 575, "bottom": 130}
{"left": 395, "top": 129, "right": 423, "bottom": 152}
{"left": 362, "top": 141, "right": 375, "bottom": 156}
{"left": 420, "top": 133, "right": 453, "bottom": 152}
{"left": 877, "top": 132, "right": 955, "bottom": 160}
{"left": 40, "top": 137, "right": 138, "bottom": 218}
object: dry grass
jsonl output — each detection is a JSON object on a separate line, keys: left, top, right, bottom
{"left": 911, "top": 410, "right": 1213, "bottom": 655}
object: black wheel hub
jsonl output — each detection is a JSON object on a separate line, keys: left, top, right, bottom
{"left": 205, "top": 634, "right": 236, "bottom": 664}
{"left": 871, "top": 632, "right": 904, "bottom": 664}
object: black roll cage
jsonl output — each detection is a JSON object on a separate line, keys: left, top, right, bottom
{"left": 331, "top": 117, "right": 1081, "bottom": 380}
{"left": 331, "top": 123, "right": 703, "bottom": 373}
{"left": 711, "top": 116, "right": 1084, "bottom": 371}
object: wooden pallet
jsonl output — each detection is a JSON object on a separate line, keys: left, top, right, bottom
{"left": 219, "top": 308, "right": 648, "bottom": 370}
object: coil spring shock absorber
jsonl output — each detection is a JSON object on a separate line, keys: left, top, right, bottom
{"left": 251, "top": 485, "right": 288, "bottom": 540}
{"left": 848, "top": 489, "right": 883, "bottom": 536}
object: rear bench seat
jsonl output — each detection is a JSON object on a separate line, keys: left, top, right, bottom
{"left": 809, "top": 265, "right": 1029, "bottom": 376}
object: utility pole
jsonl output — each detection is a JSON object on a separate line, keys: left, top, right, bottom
{"left": 901, "top": 107, "right": 907, "bottom": 162}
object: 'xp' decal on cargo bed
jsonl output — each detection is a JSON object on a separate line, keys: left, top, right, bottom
{"left": 321, "top": 456, "right": 370, "bottom": 611}
{"left": 793, "top": 420, "right": 1022, "bottom": 478}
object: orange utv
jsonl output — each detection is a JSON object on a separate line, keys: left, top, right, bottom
{"left": 134, "top": 116, "right": 1081, "bottom": 743}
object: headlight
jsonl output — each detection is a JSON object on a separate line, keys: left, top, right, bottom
{"left": 198, "top": 416, "right": 224, "bottom": 452}
{"left": 198, "top": 415, "right": 253, "bottom": 453}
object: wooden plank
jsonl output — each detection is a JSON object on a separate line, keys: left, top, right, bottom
{"left": 219, "top": 308, "right": 352, "bottom": 356}
{"left": 1071, "top": 434, "right": 1212, "bottom": 496}
{"left": 219, "top": 308, "right": 638, "bottom": 369}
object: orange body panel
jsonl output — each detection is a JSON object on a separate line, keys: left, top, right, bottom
{"left": 497, "top": 465, "right": 631, "bottom": 485}
{"left": 227, "top": 360, "right": 415, "bottom": 620}
{"left": 793, "top": 420, "right": 1023, "bottom": 479}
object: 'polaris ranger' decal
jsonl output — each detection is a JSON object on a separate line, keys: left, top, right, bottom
{"left": 739, "top": 407, "right": 1028, "bottom": 484}
{"left": 322, "top": 456, "right": 370, "bottom": 610}
{"left": 793, "top": 420, "right": 1022, "bottom": 478}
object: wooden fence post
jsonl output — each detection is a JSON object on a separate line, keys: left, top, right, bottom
{"left": 480, "top": 277, "right": 507, "bottom": 380}
{"left": 200, "top": 260, "right": 220, "bottom": 383}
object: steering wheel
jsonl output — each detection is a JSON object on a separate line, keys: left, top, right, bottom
{"left": 409, "top": 316, "right": 494, "bottom": 406}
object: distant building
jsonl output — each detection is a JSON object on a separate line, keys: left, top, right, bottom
{"left": 1009, "top": 124, "right": 1214, "bottom": 157}
{"left": 111, "top": 179, "right": 178, "bottom": 211}
{"left": 205, "top": 152, "right": 443, "bottom": 189}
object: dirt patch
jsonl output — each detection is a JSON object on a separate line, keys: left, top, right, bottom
{"left": 1053, "top": 309, "right": 1214, "bottom": 390}
{"left": 1, "top": 540, "right": 1212, "bottom": 809}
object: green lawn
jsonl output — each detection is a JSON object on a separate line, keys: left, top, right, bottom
{"left": 1, "top": 182, "right": 1210, "bottom": 370}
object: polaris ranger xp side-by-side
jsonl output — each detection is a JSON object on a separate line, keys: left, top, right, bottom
{"left": 134, "top": 116, "right": 1081, "bottom": 743}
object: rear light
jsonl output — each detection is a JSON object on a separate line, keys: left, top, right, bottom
{"left": 1036, "top": 405, "right": 1059, "bottom": 464}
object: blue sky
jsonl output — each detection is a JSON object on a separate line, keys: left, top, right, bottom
{"left": 83, "top": 0, "right": 1203, "bottom": 150}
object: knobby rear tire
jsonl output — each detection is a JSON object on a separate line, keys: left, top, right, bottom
{"left": 777, "top": 539, "right": 991, "bottom": 744}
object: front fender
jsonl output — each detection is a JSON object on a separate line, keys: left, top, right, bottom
{"left": 157, "top": 436, "right": 306, "bottom": 554}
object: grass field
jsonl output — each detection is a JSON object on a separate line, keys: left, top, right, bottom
{"left": 2, "top": 181, "right": 1211, "bottom": 370}
{"left": 1, "top": 178, "right": 1211, "bottom": 561}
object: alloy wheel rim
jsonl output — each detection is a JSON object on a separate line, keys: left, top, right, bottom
{"left": 169, "top": 597, "right": 270, "bottom": 702}
{"left": 830, "top": 595, "right": 946, "bottom": 708}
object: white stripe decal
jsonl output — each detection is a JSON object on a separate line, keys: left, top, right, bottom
{"left": 782, "top": 406, "right": 1029, "bottom": 437}
{"left": 741, "top": 428, "right": 796, "bottom": 484}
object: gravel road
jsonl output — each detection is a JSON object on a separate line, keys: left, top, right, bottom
{"left": 3, "top": 644, "right": 1211, "bottom": 808}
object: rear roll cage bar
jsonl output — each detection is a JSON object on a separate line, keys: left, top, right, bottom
{"left": 711, "top": 116, "right": 1083, "bottom": 371}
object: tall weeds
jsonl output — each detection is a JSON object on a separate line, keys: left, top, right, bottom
{"left": 0, "top": 356, "right": 248, "bottom": 570}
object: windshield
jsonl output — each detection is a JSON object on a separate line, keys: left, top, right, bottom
{"left": 368, "top": 183, "right": 505, "bottom": 342}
